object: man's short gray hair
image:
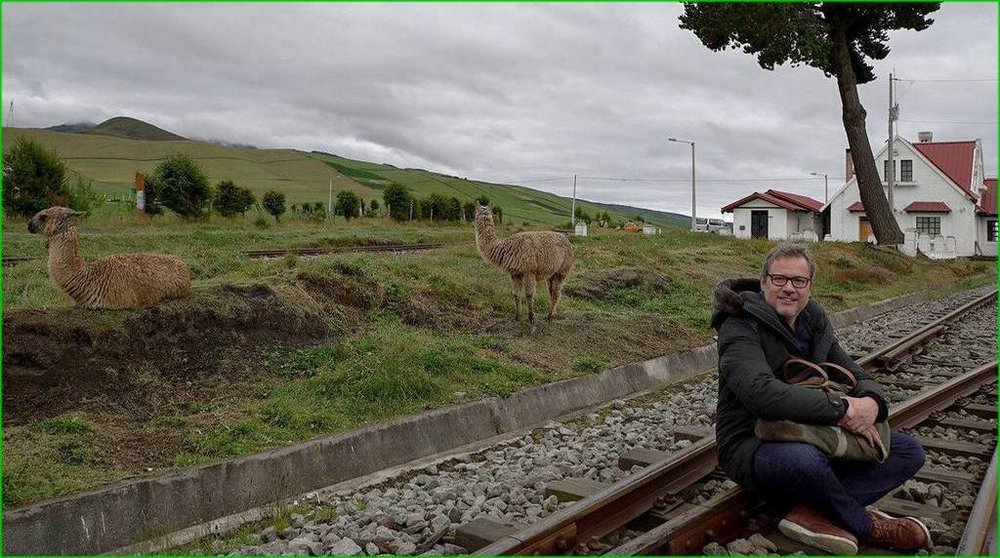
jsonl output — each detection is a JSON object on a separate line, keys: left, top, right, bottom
{"left": 761, "top": 243, "right": 816, "bottom": 280}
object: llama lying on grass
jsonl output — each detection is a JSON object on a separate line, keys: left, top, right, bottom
{"left": 27, "top": 206, "right": 192, "bottom": 310}
{"left": 474, "top": 204, "right": 573, "bottom": 323}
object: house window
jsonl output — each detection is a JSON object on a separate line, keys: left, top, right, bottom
{"left": 915, "top": 216, "right": 941, "bottom": 236}
{"left": 900, "top": 160, "right": 913, "bottom": 182}
{"left": 883, "top": 160, "right": 891, "bottom": 182}
{"left": 989, "top": 220, "right": 998, "bottom": 242}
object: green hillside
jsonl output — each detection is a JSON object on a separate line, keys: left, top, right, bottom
{"left": 85, "top": 116, "right": 188, "bottom": 141}
{"left": 3, "top": 123, "right": 688, "bottom": 228}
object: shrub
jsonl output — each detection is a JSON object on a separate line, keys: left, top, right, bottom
{"left": 382, "top": 183, "right": 412, "bottom": 221}
{"left": 253, "top": 216, "right": 270, "bottom": 229}
{"left": 335, "top": 190, "right": 361, "bottom": 220}
{"left": 213, "top": 179, "right": 255, "bottom": 217}
{"left": 2, "top": 137, "right": 70, "bottom": 217}
{"left": 262, "top": 191, "right": 286, "bottom": 221}
{"left": 138, "top": 172, "right": 164, "bottom": 215}
{"left": 67, "top": 176, "right": 104, "bottom": 213}
{"left": 463, "top": 201, "right": 476, "bottom": 221}
{"left": 368, "top": 198, "right": 380, "bottom": 217}
{"left": 153, "top": 153, "right": 211, "bottom": 218}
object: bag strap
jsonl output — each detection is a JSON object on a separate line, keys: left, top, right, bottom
{"left": 781, "top": 357, "right": 829, "bottom": 386}
{"left": 818, "top": 362, "right": 858, "bottom": 390}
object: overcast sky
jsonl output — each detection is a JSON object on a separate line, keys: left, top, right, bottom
{"left": 3, "top": 3, "right": 997, "bottom": 219}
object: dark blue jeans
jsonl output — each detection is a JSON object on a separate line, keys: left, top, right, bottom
{"left": 753, "top": 432, "right": 925, "bottom": 539}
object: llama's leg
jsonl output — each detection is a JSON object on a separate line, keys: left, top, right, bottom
{"left": 524, "top": 275, "right": 537, "bottom": 323}
{"left": 510, "top": 274, "right": 523, "bottom": 322}
{"left": 547, "top": 274, "right": 564, "bottom": 320}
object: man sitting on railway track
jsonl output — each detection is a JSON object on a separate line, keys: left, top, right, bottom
{"left": 711, "top": 243, "right": 932, "bottom": 555}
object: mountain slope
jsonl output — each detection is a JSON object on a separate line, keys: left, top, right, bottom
{"left": 85, "top": 116, "right": 188, "bottom": 141}
{"left": 4, "top": 122, "right": 688, "bottom": 228}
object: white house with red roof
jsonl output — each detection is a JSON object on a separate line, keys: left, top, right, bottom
{"left": 825, "top": 133, "right": 997, "bottom": 258}
{"left": 721, "top": 189, "right": 823, "bottom": 240}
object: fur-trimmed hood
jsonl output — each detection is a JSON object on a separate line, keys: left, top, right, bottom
{"left": 710, "top": 277, "right": 761, "bottom": 330}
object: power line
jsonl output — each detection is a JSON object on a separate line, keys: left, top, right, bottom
{"left": 899, "top": 119, "right": 997, "bottom": 124}
{"left": 577, "top": 175, "right": 822, "bottom": 183}
{"left": 895, "top": 77, "right": 997, "bottom": 83}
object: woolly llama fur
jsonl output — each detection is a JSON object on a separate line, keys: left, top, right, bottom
{"left": 473, "top": 205, "right": 573, "bottom": 323}
{"left": 27, "top": 206, "right": 192, "bottom": 309}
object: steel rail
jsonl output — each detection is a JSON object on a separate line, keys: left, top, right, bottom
{"left": 479, "top": 354, "right": 997, "bottom": 555}
{"left": 475, "top": 437, "right": 720, "bottom": 555}
{"left": 957, "top": 448, "right": 998, "bottom": 556}
{"left": 856, "top": 289, "right": 997, "bottom": 371}
{"left": 609, "top": 361, "right": 998, "bottom": 555}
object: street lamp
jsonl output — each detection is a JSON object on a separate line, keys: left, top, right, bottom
{"left": 810, "top": 172, "right": 829, "bottom": 203}
{"left": 668, "top": 137, "right": 696, "bottom": 231}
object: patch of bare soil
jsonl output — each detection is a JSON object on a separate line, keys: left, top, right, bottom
{"left": 2, "top": 284, "right": 328, "bottom": 426}
{"left": 564, "top": 266, "right": 674, "bottom": 301}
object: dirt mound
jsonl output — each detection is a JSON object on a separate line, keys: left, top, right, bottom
{"left": 3, "top": 284, "right": 328, "bottom": 425}
{"left": 564, "top": 267, "right": 674, "bottom": 301}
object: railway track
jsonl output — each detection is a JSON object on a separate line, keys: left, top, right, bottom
{"left": 472, "top": 290, "right": 998, "bottom": 556}
{"left": 243, "top": 243, "right": 447, "bottom": 259}
{"left": 194, "top": 286, "right": 996, "bottom": 556}
{"left": 2, "top": 256, "right": 36, "bottom": 266}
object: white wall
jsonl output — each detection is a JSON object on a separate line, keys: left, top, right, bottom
{"left": 977, "top": 216, "right": 998, "bottom": 256}
{"left": 828, "top": 140, "right": 980, "bottom": 256}
{"left": 729, "top": 199, "right": 822, "bottom": 240}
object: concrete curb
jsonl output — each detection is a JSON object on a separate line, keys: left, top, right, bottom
{"left": 0, "top": 286, "right": 943, "bottom": 554}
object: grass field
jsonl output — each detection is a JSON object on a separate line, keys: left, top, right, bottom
{"left": 2, "top": 127, "right": 688, "bottom": 229}
{"left": 2, "top": 207, "right": 994, "bottom": 508}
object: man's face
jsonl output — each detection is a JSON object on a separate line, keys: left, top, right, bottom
{"left": 761, "top": 256, "right": 812, "bottom": 325}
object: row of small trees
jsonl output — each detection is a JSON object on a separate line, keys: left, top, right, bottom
{"left": 3, "top": 138, "right": 505, "bottom": 224}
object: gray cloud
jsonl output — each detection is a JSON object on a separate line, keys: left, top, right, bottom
{"left": 3, "top": 3, "right": 996, "bottom": 219}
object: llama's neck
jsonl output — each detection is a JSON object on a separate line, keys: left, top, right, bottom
{"left": 474, "top": 216, "right": 501, "bottom": 260}
{"left": 46, "top": 229, "right": 88, "bottom": 288}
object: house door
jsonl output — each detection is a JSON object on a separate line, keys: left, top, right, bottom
{"left": 859, "top": 217, "right": 873, "bottom": 242}
{"left": 751, "top": 211, "right": 768, "bottom": 239}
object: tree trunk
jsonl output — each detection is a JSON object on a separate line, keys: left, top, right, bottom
{"left": 826, "top": 14, "right": 904, "bottom": 245}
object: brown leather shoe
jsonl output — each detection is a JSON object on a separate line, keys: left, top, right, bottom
{"left": 778, "top": 504, "right": 859, "bottom": 555}
{"left": 867, "top": 508, "right": 933, "bottom": 550}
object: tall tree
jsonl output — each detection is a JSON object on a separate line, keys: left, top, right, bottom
{"left": 679, "top": 2, "right": 939, "bottom": 245}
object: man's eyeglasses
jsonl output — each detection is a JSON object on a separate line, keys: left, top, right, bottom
{"left": 767, "top": 274, "right": 811, "bottom": 288}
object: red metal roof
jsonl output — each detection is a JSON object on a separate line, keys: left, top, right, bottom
{"left": 978, "top": 178, "right": 997, "bottom": 216}
{"left": 903, "top": 201, "right": 952, "bottom": 213}
{"left": 721, "top": 189, "right": 822, "bottom": 213}
{"left": 847, "top": 201, "right": 866, "bottom": 212}
{"left": 912, "top": 141, "right": 978, "bottom": 200}
{"left": 767, "top": 190, "right": 824, "bottom": 212}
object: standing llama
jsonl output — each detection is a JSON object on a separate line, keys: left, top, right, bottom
{"left": 27, "top": 206, "right": 192, "bottom": 309}
{"left": 474, "top": 204, "right": 573, "bottom": 323}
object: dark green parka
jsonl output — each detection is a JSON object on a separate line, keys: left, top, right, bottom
{"left": 711, "top": 278, "right": 889, "bottom": 495}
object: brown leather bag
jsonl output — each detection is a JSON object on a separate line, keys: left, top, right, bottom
{"left": 755, "top": 358, "right": 890, "bottom": 462}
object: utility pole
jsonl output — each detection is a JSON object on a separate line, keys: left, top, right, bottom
{"left": 887, "top": 72, "right": 899, "bottom": 213}
{"left": 6, "top": 100, "right": 12, "bottom": 128}
{"left": 668, "top": 137, "right": 696, "bottom": 231}
{"left": 571, "top": 174, "right": 577, "bottom": 227}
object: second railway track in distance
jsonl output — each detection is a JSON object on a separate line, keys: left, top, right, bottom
{"left": 244, "top": 243, "right": 448, "bottom": 259}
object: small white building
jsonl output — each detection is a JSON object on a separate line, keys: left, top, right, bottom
{"left": 825, "top": 133, "right": 997, "bottom": 258}
{"left": 721, "top": 189, "right": 823, "bottom": 240}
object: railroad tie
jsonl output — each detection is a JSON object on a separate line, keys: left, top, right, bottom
{"left": 545, "top": 478, "right": 610, "bottom": 502}
{"left": 915, "top": 465, "right": 978, "bottom": 485}
{"left": 962, "top": 403, "right": 998, "bottom": 419}
{"left": 913, "top": 436, "right": 993, "bottom": 458}
{"left": 935, "top": 416, "right": 997, "bottom": 433}
{"left": 454, "top": 518, "right": 524, "bottom": 552}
